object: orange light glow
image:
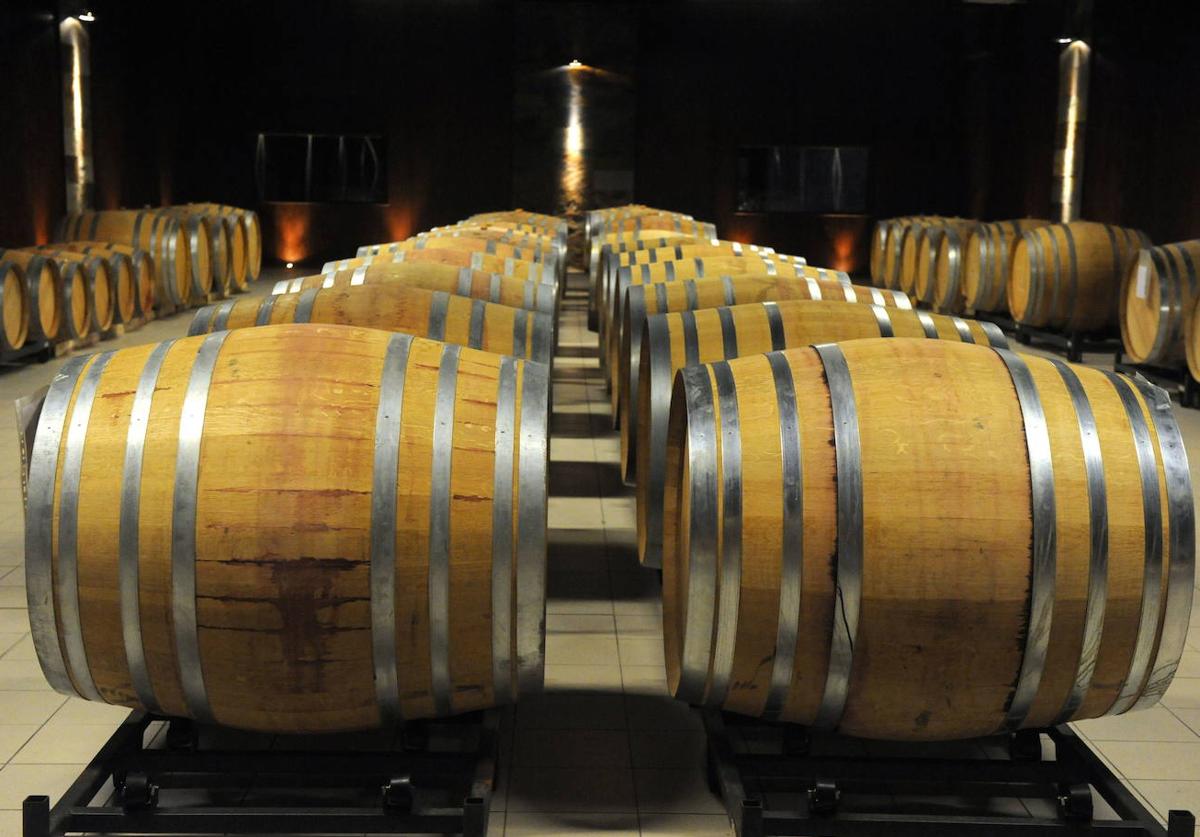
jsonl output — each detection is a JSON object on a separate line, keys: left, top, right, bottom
{"left": 830, "top": 231, "right": 856, "bottom": 272}
{"left": 274, "top": 206, "right": 311, "bottom": 263}
{"left": 386, "top": 205, "right": 416, "bottom": 244}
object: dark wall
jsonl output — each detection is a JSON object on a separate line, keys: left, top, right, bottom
{"left": 4, "top": 0, "right": 1199, "bottom": 268}
{"left": 0, "top": 1, "right": 64, "bottom": 247}
{"left": 89, "top": 0, "right": 515, "bottom": 266}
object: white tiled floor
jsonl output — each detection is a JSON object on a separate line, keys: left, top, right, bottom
{"left": 0, "top": 268, "right": 1198, "bottom": 835}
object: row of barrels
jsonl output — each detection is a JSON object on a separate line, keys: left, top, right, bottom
{"left": 25, "top": 208, "right": 563, "bottom": 733}
{"left": 873, "top": 216, "right": 1200, "bottom": 379}
{"left": 586, "top": 204, "right": 1193, "bottom": 739}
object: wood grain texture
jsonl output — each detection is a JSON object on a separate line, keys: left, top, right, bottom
{"left": 1120, "top": 240, "right": 1200, "bottom": 366}
{"left": 29, "top": 323, "right": 548, "bottom": 732}
{"left": 1009, "top": 222, "right": 1149, "bottom": 333}
{"left": 661, "top": 339, "right": 1182, "bottom": 739}
{"left": 962, "top": 220, "right": 1052, "bottom": 315}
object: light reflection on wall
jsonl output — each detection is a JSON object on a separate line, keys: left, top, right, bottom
{"left": 560, "top": 63, "right": 587, "bottom": 216}
{"left": 274, "top": 206, "right": 311, "bottom": 263}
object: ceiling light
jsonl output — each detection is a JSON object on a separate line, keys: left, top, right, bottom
{"left": 78, "top": 10, "right": 95, "bottom": 21}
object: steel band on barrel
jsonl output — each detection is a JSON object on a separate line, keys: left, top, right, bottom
{"left": 173, "top": 331, "right": 231, "bottom": 724}
{"left": 255, "top": 293, "right": 279, "bottom": 326}
{"left": 871, "top": 305, "right": 894, "bottom": 337}
{"left": 516, "top": 361, "right": 549, "bottom": 696}
{"left": 917, "top": 310, "right": 939, "bottom": 338}
{"left": 681, "top": 311, "right": 700, "bottom": 367}
{"left": 655, "top": 282, "right": 668, "bottom": 314}
{"left": 763, "top": 352, "right": 803, "bottom": 721}
{"left": 188, "top": 305, "right": 218, "bottom": 336}
{"left": 117, "top": 340, "right": 176, "bottom": 714}
{"left": 804, "top": 277, "right": 823, "bottom": 300}
{"left": 1102, "top": 371, "right": 1164, "bottom": 714}
{"left": 491, "top": 357, "right": 518, "bottom": 703}
{"left": 993, "top": 348, "right": 1057, "bottom": 731}
{"left": 812, "top": 344, "right": 864, "bottom": 730}
{"left": 763, "top": 301, "right": 786, "bottom": 350}
{"left": 291, "top": 288, "right": 318, "bottom": 324}
{"left": 428, "top": 344, "right": 462, "bottom": 717}
{"left": 676, "top": 365, "right": 719, "bottom": 704}
{"left": 1045, "top": 359, "right": 1109, "bottom": 724}
{"left": 27, "top": 357, "right": 91, "bottom": 697}
{"left": 370, "top": 333, "right": 414, "bottom": 723}
{"left": 1128, "top": 376, "right": 1195, "bottom": 709}
{"left": 427, "top": 292, "right": 450, "bottom": 341}
{"left": 468, "top": 299, "right": 486, "bottom": 350}
{"left": 722, "top": 276, "right": 736, "bottom": 305}
{"left": 716, "top": 306, "right": 738, "bottom": 360}
{"left": 951, "top": 317, "right": 975, "bottom": 344}
{"left": 211, "top": 299, "right": 237, "bottom": 332}
{"left": 512, "top": 308, "right": 529, "bottom": 359}
{"left": 980, "top": 321, "right": 1009, "bottom": 349}
{"left": 58, "top": 352, "right": 115, "bottom": 703}
{"left": 643, "top": 315, "right": 675, "bottom": 568}
{"left": 684, "top": 280, "right": 699, "bottom": 309}
{"left": 707, "top": 361, "right": 743, "bottom": 706}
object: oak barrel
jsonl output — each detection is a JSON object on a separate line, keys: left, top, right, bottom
{"left": 1009, "top": 222, "right": 1150, "bottom": 333}
{"left": 273, "top": 263, "right": 557, "bottom": 316}
{"left": 56, "top": 242, "right": 157, "bottom": 320}
{"left": 913, "top": 221, "right": 976, "bottom": 309}
{"left": 185, "top": 203, "right": 261, "bottom": 283}
{"left": 189, "top": 283, "right": 553, "bottom": 366}
{"left": 0, "top": 260, "right": 29, "bottom": 351}
{"left": 962, "top": 219, "right": 1052, "bottom": 314}
{"left": 618, "top": 276, "right": 911, "bottom": 479}
{"left": 662, "top": 338, "right": 1193, "bottom": 738}
{"left": 1119, "top": 241, "right": 1200, "bottom": 366}
{"left": 357, "top": 232, "right": 562, "bottom": 284}
{"left": 637, "top": 306, "right": 1005, "bottom": 569}
{"left": 30, "top": 247, "right": 137, "bottom": 325}
{"left": 0, "top": 251, "right": 64, "bottom": 341}
{"left": 323, "top": 248, "right": 557, "bottom": 287}
{"left": 25, "top": 324, "right": 549, "bottom": 732}
{"left": 59, "top": 209, "right": 196, "bottom": 307}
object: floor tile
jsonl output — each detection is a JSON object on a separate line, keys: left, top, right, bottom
{"left": 545, "top": 633, "right": 619, "bottom": 667}
{"left": 0, "top": 587, "right": 25, "bottom": 608}
{"left": 51, "top": 697, "right": 136, "bottom": 725}
{"left": 0, "top": 609, "right": 29, "bottom": 634}
{"left": 0, "top": 725, "right": 38, "bottom": 762}
{"left": 1094, "top": 742, "right": 1200, "bottom": 780}
{"left": 622, "top": 665, "right": 670, "bottom": 697}
{"left": 0, "top": 633, "right": 23, "bottom": 657}
{"left": 0, "top": 762, "right": 88, "bottom": 808}
{"left": 0, "top": 691, "right": 66, "bottom": 726}
{"left": 0, "top": 658, "right": 54, "bottom": 691}
{"left": 1163, "top": 678, "right": 1200, "bottom": 710}
{"left": 545, "top": 664, "right": 624, "bottom": 691}
{"left": 638, "top": 813, "right": 734, "bottom": 836}
{"left": 617, "top": 635, "right": 665, "bottom": 668}
{"left": 1074, "top": 706, "right": 1200, "bottom": 742}
{"left": 517, "top": 693, "right": 627, "bottom": 731}
{"left": 630, "top": 730, "right": 707, "bottom": 770}
{"left": 547, "top": 613, "right": 615, "bottom": 634}
{"left": 633, "top": 767, "right": 725, "bottom": 815}
{"left": 1, "top": 633, "right": 33, "bottom": 661}
{"left": 503, "top": 811, "right": 638, "bottom": 835}
{"left": 513, "top": 729, "right": 630, "bottom": 768}
{"left": 1129, "top": 780, "right": 1200, "bottom": 822}
{"left": 13, "top": 722, "right": 122, "bottom": 763}
{"left": 507, "top": 766, "right": 637, "bottom": 813}
{"left": 626, "top": 694, "right": 700, "bottom": 731}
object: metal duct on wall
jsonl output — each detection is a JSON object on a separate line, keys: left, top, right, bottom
{"left": 59, "top": 15, "right": 93, "bottom": 214}
{"left": 1052, "top": 39, "right": 1090, "bottom": 222}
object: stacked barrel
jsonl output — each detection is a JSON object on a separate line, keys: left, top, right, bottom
{"left": 25, "top": 208, "right": 556, "bottom": 733}
{"left": 606, "top": 206, "right": 1193, "bottom": 740}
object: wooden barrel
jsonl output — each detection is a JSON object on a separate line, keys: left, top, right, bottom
{"left": 424, "top": 222, "right": 566, "bottom": 250}
{"left": 25, "top": 323, "right": 549, "bottom": 732}
{"left": 59, "top": 241, "right": 157, "bottom": 319}
{"left": 0, "top": 251, "right": 64, "bottom": 341}
{"left": 1119, "top": 241, "right": 1200, "bottom": 366}
{"left": 323, "top": 248, "right": 557, "bottom": 287}
{"left": 275, "top": 263, "right": 557, "bottom": 315}
{"left": 185, "top": 203, "right": 261, "bottom": 283}
{"left": 30, "top": 248, "right": 138, "bottom": 325}
{"left": 180, "top": 206, "right": 248, "bottom": 291}
{"left": 962, "top": 219, "right": 1052, "bottom": 314}
{"left": 879, "top": 218, "right": 931, "bottom": 290}
{"left": 588, "top": 232, "right": 701, "bottom": 328}
{"left": 618, "top": 276, "right": 911, "bottom": 480}
{"left": 605, "top": 256, "right": 844, "bottom": 386}
{"left": 662, "top": 338, "right": 1192, "bottom": 739}
{"left": 468, "top": 209, "right": 566, "bottom": 236}
{"left": 1009, "top": 222, "right": 1150, "bottom": 333}
{"left": 0, "top": 261, "right": 29, "bottom": 351}
{"left": 923, "top": 222, "right": 982, "bottom": 314}
{"left": 189, "top": 284, "right": 554, "bottom": 366}
{"left": 913, "top": 223, "right": 972, "bottom": 308}
{"left": 870, "top": 216, "right": 928, "bottom": 286}
{"left": 59, "top": 210, "right": 195, "bottom": 307}
{"left": 638, "top": 308, "right": 1006, "bottom": 570}
{"left": 357, "top": 233, "right": 562, "bottom": 284}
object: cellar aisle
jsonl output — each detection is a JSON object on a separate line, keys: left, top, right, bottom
{"left": 0, "top": 270, "right": 1194, "bottom": 834}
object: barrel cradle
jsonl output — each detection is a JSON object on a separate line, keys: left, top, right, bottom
{"left": 662, "top": 338, "right": 1193, "bottom": 739}
{"left": 1120, "top": 240, "right": 1200, "bottom": 367}
{"left": 190, "top": 283, "right": 554, "bottom": 366}
{"left": 1009, "top": 222, "right": 1150, "bottom": 334}
{"left": 963, "top": 219, "right": 1052, "bottom": 315}
{"left": 25, "top": 324, "right": 549, "bottom": 732}
{"left": 636, "top": 304, "right": 1006, "bottom": 569}
{"left": 272, "top": 263, "right": 558, "bottom": 316}
{"left": 618, "top": 277, "right": 912, "bottom": 481}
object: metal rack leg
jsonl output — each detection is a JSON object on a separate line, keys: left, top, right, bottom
{"left": 739, "top": 797, "right": 764, "bottom": 837}
{"left": 1168, "top": 810, "right": 1196, "bottom": 836}
{"left": 22, "top": 795, "right": 49, "bottom": 837}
